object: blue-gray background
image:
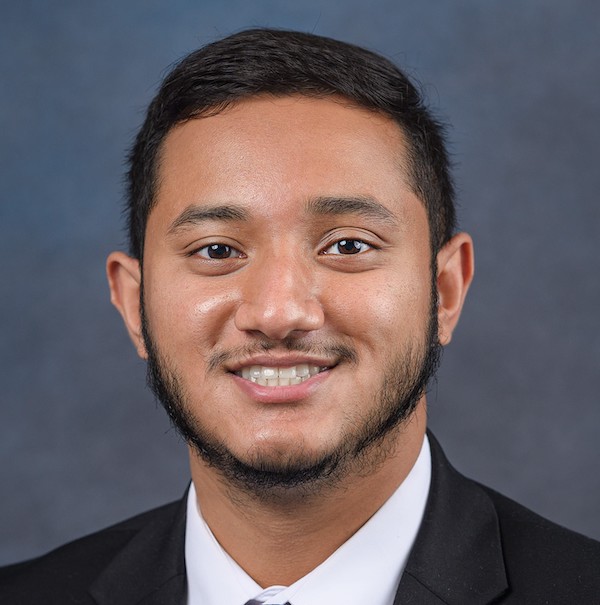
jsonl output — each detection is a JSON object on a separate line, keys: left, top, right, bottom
{"left": 1, "top": 1, "right": 599, "bottom": 564}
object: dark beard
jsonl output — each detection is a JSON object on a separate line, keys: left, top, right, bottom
{"left": 140, "top": 279, "right": 441, "bottom": 499}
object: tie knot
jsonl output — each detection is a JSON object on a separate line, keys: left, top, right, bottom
{"left": 244, "top": 585, "right": 289, "bottom": 604}
{"left": 244, "top": 601, "right": 290, "bottom": 605}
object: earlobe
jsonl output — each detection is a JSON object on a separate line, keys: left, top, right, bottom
{"left": 435, "top": 232, "right": 474, "bottom": 346}
{"left": 106, "top": 251, "right": 147, "bottom": 359}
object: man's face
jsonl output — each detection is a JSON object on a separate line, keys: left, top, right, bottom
{"left": 140, "top": 96, "right": 438, "bottom": 494}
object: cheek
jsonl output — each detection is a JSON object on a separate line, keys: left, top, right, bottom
{"left": 145, "top": 271, "right": 239, "bottom": 349}
{"left": 324, "top": 271, "right": 430, "bottom": 344}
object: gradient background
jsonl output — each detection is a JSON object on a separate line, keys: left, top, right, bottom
{"left": 1, "top": 1, "right": 599, "bottom": 564}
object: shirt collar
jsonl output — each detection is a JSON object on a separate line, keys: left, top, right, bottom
{"left": 185, "top": 435, "right": 431, "bottom": 605}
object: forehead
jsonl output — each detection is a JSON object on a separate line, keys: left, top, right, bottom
{"left": 152, "top": 95, "right": 417, "bottom": 223}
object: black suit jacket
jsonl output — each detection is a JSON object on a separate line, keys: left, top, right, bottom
{"left": 2, "top": 434, "right": 599, "bottom": 604}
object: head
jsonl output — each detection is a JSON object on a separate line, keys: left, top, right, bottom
{"left": 126, "top": 28, "right": 456, "bottom": 262}
{"left": 108, "top": 29, "right": 473, "bottom": 500}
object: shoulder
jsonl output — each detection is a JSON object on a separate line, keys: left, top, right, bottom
{"left": 0, "top": 499, "right": 182, "bottom": 604}
{"left": 417, "top": 433, "right": 600, "bottom": 603}
{"left": 481, "top": 483, "right": 600, "bottom": 595}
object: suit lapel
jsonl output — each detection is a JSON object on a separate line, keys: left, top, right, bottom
{"left": 394, "top": 433, "right": 509, "bottom": 605}
{"left": 88, "top": 495, "right": 187, "bottom": 605}
{"left": 84, "top": 436, "right": 508, "bottom": 604}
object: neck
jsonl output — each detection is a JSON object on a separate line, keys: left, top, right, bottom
{"left": 189, "top": 402, "right": 427, "bottom": 587}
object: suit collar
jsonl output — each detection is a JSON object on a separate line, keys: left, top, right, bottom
{"left": 88, "top": 496, "right": 187, "bottom": 605}
{"left": 85, "top": 435, "right": 508, "bottom": 605}
{"left": 394, "top": 432, "right": 508, "bottom": 604}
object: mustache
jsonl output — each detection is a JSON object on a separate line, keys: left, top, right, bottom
{"left": 207, "top": 338, "right": 358, "bottom": 372}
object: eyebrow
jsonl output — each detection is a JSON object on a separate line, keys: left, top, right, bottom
{"left": 167, "top": 204, "right": 250, "bottom": 234}
{"left": 306, "top": 195, "right": 399, "bottom": 226}
{"left": 167, "top": 195, "right": 399, "bottom": 235}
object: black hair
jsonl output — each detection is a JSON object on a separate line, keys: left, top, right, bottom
{"left": 126, "top": 28, "right": 456, "bottom": 259}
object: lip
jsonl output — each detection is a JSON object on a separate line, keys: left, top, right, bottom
{"left": 226, "top": 354, "right": 337, "bottom": 372}
{"left": 230, "top": 366, "right": 332, "bottom": 404}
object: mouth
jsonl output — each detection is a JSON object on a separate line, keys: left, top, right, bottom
{"left": 234, "top": 364, "right": 330, "bottom": 387}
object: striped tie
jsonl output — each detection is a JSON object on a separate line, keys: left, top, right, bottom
{"left": 244, "top": 585, "right": 290, "bottom": 604}
{"left": 244, "top": 601, "right": 290, "bottom": 605}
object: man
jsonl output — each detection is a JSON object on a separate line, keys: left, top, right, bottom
{"left": 1, "top": 28, "right": 599, "bottom": 604}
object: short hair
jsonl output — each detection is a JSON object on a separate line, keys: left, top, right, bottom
{"left": 126, "top": 28, "right": 456, "bottom": 259}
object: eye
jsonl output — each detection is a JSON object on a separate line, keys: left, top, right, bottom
{"left": 195, "top": 243, "right": 244, "bottom": 259}
{"left": 322, "top": 239, "right": 372, "bottom": 255}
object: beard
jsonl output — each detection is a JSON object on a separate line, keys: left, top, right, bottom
{"left": 140, "top": 277, "right": 441, "bottom": 500}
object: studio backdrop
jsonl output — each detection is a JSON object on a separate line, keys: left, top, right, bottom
{"left": 1, "top": 0, "right": 599, "bottom": 565}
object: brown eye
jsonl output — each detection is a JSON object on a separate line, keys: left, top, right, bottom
{"left": 196, "top": 244, "right": 243, "bottom": 259}
{"left": 324, "top": 239, "right": 371, "bottom": 255}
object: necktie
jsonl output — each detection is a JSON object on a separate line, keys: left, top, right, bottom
{"left": 244, "top": 601, "right": 290, "bottom": 605}
{"left": 244, "top": 585, "right": 290, "bottom": 605}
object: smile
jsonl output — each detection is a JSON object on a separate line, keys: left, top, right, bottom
{"left": 234, "top": 364, "right": 328, "bottom": 387}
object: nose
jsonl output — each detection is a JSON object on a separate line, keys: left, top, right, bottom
{"left": 234, "top": 254, "right": 325, "bottom": 341}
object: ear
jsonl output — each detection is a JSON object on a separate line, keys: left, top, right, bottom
{"left": 435, "top": 232, "right": 474, "bottom": 346}
{"left": 106, "top": 251, "right": 147, "bottom": 359}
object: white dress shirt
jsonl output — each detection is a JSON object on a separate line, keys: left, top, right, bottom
{"left": 185, "top": 435, "right": 431, "bottom": 605}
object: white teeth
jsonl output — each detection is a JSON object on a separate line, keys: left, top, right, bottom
{"left": 278, "top": 367, "right": 296, "bottom": 379}
{"left": 296, "top": 364, "right": 310, "bottom": 377}
{"left": 237, "top": 364, "right": 324, "bottom": 386}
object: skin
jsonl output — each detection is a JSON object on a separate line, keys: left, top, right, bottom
{"left": 107, "top": 95, "right": 474, "bottom": 586}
